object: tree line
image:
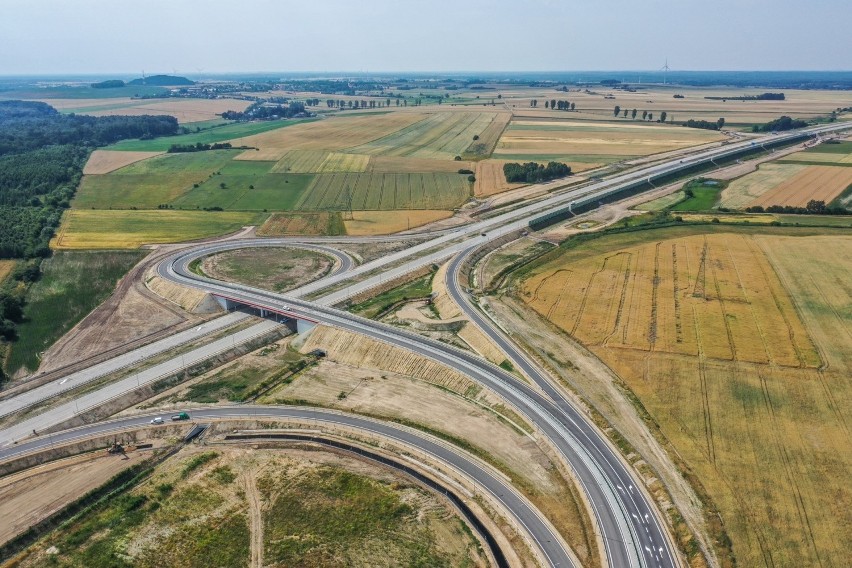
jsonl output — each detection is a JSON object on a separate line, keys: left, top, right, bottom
{"left": 167, "top": 142, "right": 234, "bottom": 153}
{"left": 0, "top": 100, "right": 179, "bottom": 259}
{"left": 751, "top": 115, "right": 808, "bottom": 132}
{"left": 613, "top": 106, "right": 672, "bottom": 123}
{"left": 221, "top": 101, "right": 307, "bottom": 121}
{"left": 684, "top": 118, "right": 726, "bottom": 131}
{"left": 530, "top": 99, "right": 576, "bottom": 111}
{"left": 745, "top": 200, "right": 847, "bottom": 215}
{"left": 705, "top": 92, "right": 785, "bottom": 101}
{"left": 504, "top": 162, "right": 572, "bottom": 183}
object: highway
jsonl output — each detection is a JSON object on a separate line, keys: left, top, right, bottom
{"left": 2, "top": 121, "right": 849, "bottom": 567}
{"left": 0, "top": 406, "right": 577, "bottom": 568}
{"left": 445, "top": 246, "right": 677, "bottom": 568}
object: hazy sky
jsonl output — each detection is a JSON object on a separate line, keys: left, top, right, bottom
{"left": 1, "top": 0, "right": 849, "bottom": 75}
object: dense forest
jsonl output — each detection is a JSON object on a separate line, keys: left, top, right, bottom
{"left": 0, "top": 100, "right": 179, "bottom": 258}
{"left": 504, "top": 161, "right": 571, "bottom": 183}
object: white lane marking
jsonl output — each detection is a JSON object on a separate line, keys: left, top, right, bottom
{"left": 59, "top": 379, "right": 67, "bottom": 385}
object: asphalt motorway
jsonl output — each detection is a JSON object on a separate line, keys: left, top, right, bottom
{"left": 446, "top": 247, "right": 678, "bottom": 568}
{"left": 163, "top": 253, "right": 658, "bottom": 568}
{"left": 0, "top": 406, "right": 577, "bottom": 568}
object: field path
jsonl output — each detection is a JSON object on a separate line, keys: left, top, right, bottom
{"left": 243, "top": 467, "right": 264, "bottom": 568}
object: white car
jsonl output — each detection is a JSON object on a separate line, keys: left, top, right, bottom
{"left": 150, "top": 417, "right": 164, "bottom": 425}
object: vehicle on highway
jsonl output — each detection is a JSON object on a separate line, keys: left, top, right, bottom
{"left": 171, "top": 412, "right": 190, "bottom": 421}
{"left": 150, "top": 417, "right": 164, "bottom": 425}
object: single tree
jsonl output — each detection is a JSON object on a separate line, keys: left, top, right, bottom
{"left": 614, "top": 105, "right": 621, "bottom": 117}
{"left": 632, "top": 109, "right": 638, "bottom": 119}
{"left": 642, "top": 110, "right": 648, "bottom": 120}
{"left": 571, "top": 102, "right": 575, "bottom": 110}
{"left": 717, "top": 117, "right": 726, "bottom": 129}
{"left": 544, "top": 101, "right": 549, "bottom": 109}
{"left": 660, "top": 111, "right": 667, "bottom": 123}
{"left": 551, "top": 99, "right": 556, "bottom": 109}
{"left": 623, "top": 109, "right": 629, "bottom": 117}
{"left": 647, "top": 113, "right": 653, "bottom": 121}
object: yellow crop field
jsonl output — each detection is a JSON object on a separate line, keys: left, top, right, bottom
{"left": 474, "top": 160, "right": 525, "bottom": 197}
{"left": 346, "top": 111, "right": 505, "bottom": 160}
{"left": 463, "top": 112, "right": 511, "bottom": 158}
{"left": 316, "top": 152, "right": 371, "bottom": 173}
{"left": 82, "top": 150, "right": 164, "bottom": 175}
{"left": 52, "top": 209, "right": 265, "bottom": 249}
{"left": 86, "top": 98, "right": 252, "bottom": 123}
{"left": 269, "top": 150, "right": 329, "bottom": 173}
{"left": 518, "top": 226, "right": 852, "bottom": 566}
{"left": 779, "top": 151, "right": 852, "bottom": 165}
{"left": 748, "top": 165, "right": 852, "bottom": 208}
{"left": 367, "top": 155, "right": 474, "bottom": 173}
{"left": 719, "top": 163, "right": 807, "bottom": 208}
{"left": 256, "top": 212, "right": 344, "bottom": 236}
{"left": 343, "top": 209, "right": 452, "bottom": 235}
{"left": 495, "top": 119, "right": 724, "bottom": 159}
{"left": 229, "top": 112, "right": 428, "bottom": 152}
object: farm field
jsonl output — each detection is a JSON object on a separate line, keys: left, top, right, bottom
{"left": 52, "top": 209, "right": 265, "bottom": 249}
{"left": 73, "top": 150, "right": 240, "bottom": 209}
{"left": 502, "top": 87, "right": 852, "bottom": 126}
{"left": 346, "top": 111, "right": 510, "bottom": 160}
{"left": 295, "top": 172, "right": 471, "bottom": 211}
{"left": 474, "top": 159, "right": 525, "bottom": 197}
{"left": 83, "top": 97, "right": 252, "bottom": 123}
{"left": 230, "top": 112, "right": 428, "bottom": 159}
{"left": 718, "top": 163, "right": 807, "bottom": 209}
{"left": 106, "top": 118, "right": 316, "bottom": 152}
{"left": 747, "top": 165, "right": 852, "bottom": 208}
{"left": 778, "top": 141, "right": 852, "bottom": 167}
{"left": 256, "top": 212, "right": 346, "bottom": 236}
{"left": 82, "top": 150, "right": 164, "bottom": 174}
{"left": 270, "top": 150, "right": 371, "bottom": 173}
{"left": 517, "top": 225, "right": 852, "bottom": 567}
{"left": 494, "top": 119, "right": 725, "bottom": 163}
{"left": 343, "top": 209, "right": 453, "bottom": 235}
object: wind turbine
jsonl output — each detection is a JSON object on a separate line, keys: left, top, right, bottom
{"left": 660, "top": 59, "right": 671, "bottom": 85}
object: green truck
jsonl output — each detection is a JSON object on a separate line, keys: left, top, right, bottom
{"left": 171, "top": 412, "right": 190, "bottom": 421}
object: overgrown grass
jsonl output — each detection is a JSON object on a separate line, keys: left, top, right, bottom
{"left": 6, "top": 250, "right": 147, "bottom": 376}
{"left": 263, "top": 465, "right": 454, "bottom": 567}
{"left": 349, "top": 272, "right": 435, "bottom": 319}
{"left": 670, "top": 179, "right": 726, "bottom": 211}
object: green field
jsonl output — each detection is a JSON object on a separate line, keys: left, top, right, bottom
{"left": 106, "top": 118, "right": 317, "bottom": 152}
{"left": 805, "top": 141, "right": 852, "bottom": 154}
{"left": 5, "top": 250, "right": 147, "bottom": 375}
{"left": 173, "top": 169, "right": 313, "bottom": 211}
{"left": 296, "top": 172, "right": 471, "bottom": 211}
{"left": 75, "top": 151, "right": 314, "bottom": 211}
{"left": 73, "top": 150, "right": 240, "bottom": 209}
{"left": 670, "top": 180, "right": 724, "bottom": 211}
